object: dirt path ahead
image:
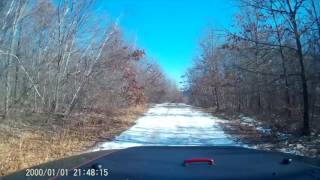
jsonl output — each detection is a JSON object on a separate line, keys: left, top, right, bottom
{"left": 93, "top": 103, "right": 237, "bottom": 151}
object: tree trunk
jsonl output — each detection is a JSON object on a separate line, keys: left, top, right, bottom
{"left": 271, "top": 9, "right": 291, "bottom": 118}
{"left": 287, "top": 0, "right": 310, "bottom": 135}
{"left": 214, "top": 87, "right": 220, "bottom": 111}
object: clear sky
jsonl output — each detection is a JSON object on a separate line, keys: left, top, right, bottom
{"left": 94, "top": 0, "right": 237, "bottom": 85}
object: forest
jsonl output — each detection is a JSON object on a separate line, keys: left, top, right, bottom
{"left": 0, "top": 0, "right": 180, "bottom": 175}
{"left": 0, "top": 0, "right": 180, "bottom": 118}
{"left": 185, "top": 0, "right": 320, "bottom": 135}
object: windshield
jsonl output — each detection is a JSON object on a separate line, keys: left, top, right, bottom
{"left": 0, "top": 0, "right": 319, "bottom": 177}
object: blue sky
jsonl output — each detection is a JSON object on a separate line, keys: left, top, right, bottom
{"left": 94, "top": 0, "right": 237, "bottom": 85}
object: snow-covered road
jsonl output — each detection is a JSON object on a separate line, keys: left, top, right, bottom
{"left": 93, "top": 103, "right": 237, "bottom": 151}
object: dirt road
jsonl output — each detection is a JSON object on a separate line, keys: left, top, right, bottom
{"left": 94, "top": 103, "right": 237, "bottom": 151}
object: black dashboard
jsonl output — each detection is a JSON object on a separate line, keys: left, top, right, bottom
{"left": 57, "top": 146, "right": 320, "bottom": 180}
{"left": 3, "top": 146, "right": 320, "bottom": 180}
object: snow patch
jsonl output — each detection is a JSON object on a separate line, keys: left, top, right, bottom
{"left": 240, "top": 116, "right": 275, "bottom": 135}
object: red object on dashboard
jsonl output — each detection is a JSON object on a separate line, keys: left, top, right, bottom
{"left": 183, "top": 158, "right": 214, "bottom": 166}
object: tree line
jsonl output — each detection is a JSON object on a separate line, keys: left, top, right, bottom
{"left": 185, "top": 0, "right": 320, "bottom": 135}
{"left": 0, "top": 0, "right": 180, "bottom": 119}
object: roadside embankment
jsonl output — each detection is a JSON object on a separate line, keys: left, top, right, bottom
{"left": 0, "top": 105, "right": 146, "bottom": 176}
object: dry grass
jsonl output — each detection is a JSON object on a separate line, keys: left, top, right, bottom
{"left": 214, "top": 112, "right": 320, "bottom": 158}
{"left": 0, "top": 105, "right": 146, "bottom": 176}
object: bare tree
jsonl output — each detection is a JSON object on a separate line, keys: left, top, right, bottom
{"left": 185, "top": 0, "right": 320, "bottom": 135}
